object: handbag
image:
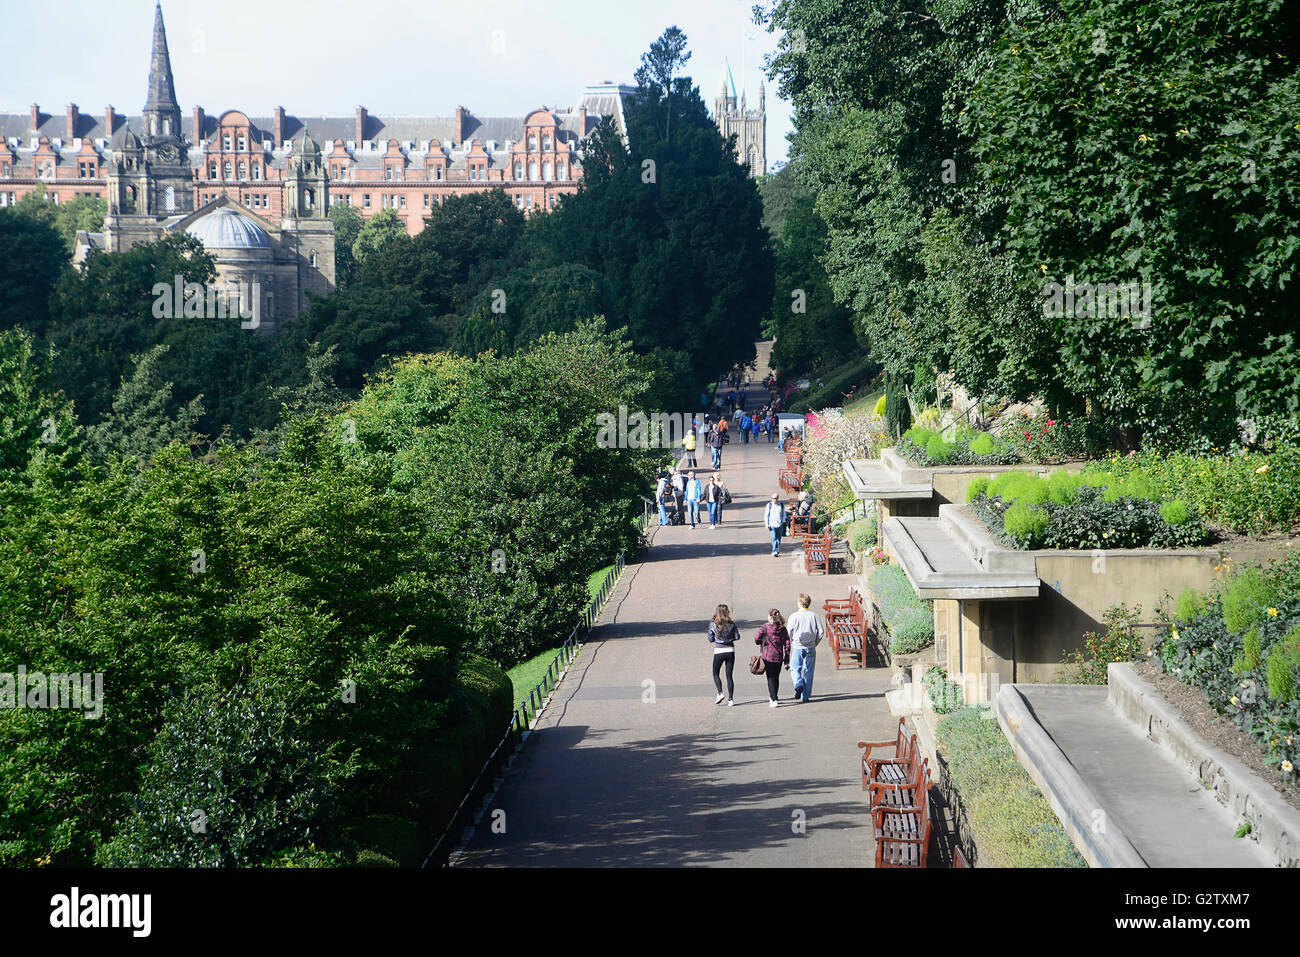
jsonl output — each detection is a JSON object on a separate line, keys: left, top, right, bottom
{"left": 749, "top": 654, "right": 766, "bottom": 675}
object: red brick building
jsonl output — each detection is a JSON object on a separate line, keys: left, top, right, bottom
{"left": 0, "top": 4, "right": 633, "bottom": 236}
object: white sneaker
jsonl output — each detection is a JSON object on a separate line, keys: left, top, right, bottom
{"left": 727, "top": 699, "right": 735, "bottom": 706}
{"left": 769, "top": 699, "right": 779, "bottom": 708}
{"left": 715, "top": 692, "right": 726, "bottom": 704}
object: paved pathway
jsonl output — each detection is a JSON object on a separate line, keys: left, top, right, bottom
{"left": 458, "top": 379, "right": 898, "bottom": 867}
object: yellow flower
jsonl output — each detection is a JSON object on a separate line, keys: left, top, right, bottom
{"left": 1257, "top": 464, "right": 1269, "bottom": 474}
{"left": 1285, "top": 760, "right": 1295, "bottom": 774}
{"left": 1171, "top": 628, "right": 1180, "bottom": 642}
{"left": 1268, "top": 607, "right": 1278, "bottom": 617}
{"left": 1163, "top": 81, "right": 1171, "bottom": 88}
{"left": 1137, "top": 133, "right": 1151, "bottom": 143}
{"left": 1230, "top": 695, "right": 1239, "bottom": 705}
{"left": 1176, "top": 128, "right": 1190, "bottom": 138}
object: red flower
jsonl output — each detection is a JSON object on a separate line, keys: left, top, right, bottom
{"left": 1046, "top": 419, "right": 1056, "bottom": 427}
{"left": 1023, "top": 431, "right": 1032, "bottom": 439}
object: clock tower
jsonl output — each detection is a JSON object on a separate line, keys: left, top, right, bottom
{"left": 139, "top": 2, "right": 191, "bottom": 215}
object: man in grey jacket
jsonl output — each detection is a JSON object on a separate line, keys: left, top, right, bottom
{"left": 787, "top": 593, "right": 824, "bottom": 703}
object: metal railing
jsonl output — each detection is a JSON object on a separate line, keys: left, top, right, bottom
{"left": 424, "top": 550, "right": 628, "bottom": 868}
{"left": 825, "top": 498, "right": 870, "bottom": 526}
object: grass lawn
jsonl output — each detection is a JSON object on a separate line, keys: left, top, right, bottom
{"left": 843, "top": 387, "right": 885, "bottom": 419}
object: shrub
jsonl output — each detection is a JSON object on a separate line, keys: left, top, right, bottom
{"left": 848, "top": 514, "right": 878, "bottom": 552}
{"left": 926, "top": 435, "right": 953, "bottom": 463}
{"left": 966, "top": 477, "right": 990, "bottom": 502}
{"left": 1236, "top": 627, "right": 1262, "bottom": 673}
{"left": 996, "top": 411, "right": 1086, "bottom": 464}
{"left": 1158, "top": 499, "right": 1191, "bottom": 525}
{"left": 873, "top": 394, "right": 887, "bottom": 417}
{"left": 1221, "top": 566, "right": 1278, "bottom": 634}
{"left": 1058, "top": 604, "right": 1144, "bottom": 684}
{"left": 1046, "top": 471, "right": 1084, "bottom": 505}
{"left": 924, "top": 666, "right": 964, "bottom": 713}
{"left": 1265, "top": 627, "right": 1300, "bottom": 703}
{"left": 870, "top": 564, "right": 934, "bottom": 654}
{"left": 937, "top": 708, "right": 1087, "bottom": 868}
{"left": 1003, "top": 501, "right": 1048, "bottom": 546}
{"left": 969, "top": 432, "right": 996, "bottom": 456}
{"left": 1174, "top": 588, "right": 1206, "bottom": 622}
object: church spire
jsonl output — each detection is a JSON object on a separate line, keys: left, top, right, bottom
{"left": 144, "top": 3, "right": 180, "bottom": 114}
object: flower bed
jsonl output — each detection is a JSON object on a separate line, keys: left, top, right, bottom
{"left": 869, "top": 563, "right": 934, "bottom": 654}
{"left": 965, "top": 469, "right": 1209, "bottom": 550}
{"left": 1088, "top": 446, "right": 1300, "bottom": 537}
{"left": 1154, "top": 556, "right": 1300, "bottom": 785}
{"left": 895, "top": 411, "right": 1087, "bottom": 467}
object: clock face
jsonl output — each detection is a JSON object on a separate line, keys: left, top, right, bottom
{"left": 157, "top": 145, "right": 177, "bottom": 162}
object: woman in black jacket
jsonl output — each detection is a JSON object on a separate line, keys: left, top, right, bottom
{"left": 708, "top": 603, "right": 741, "bottom": 706}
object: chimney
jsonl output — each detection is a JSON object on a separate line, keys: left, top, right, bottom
{"left": 66, "top": 104, "right": 79, "bottom": 141}
{"left": 578, "top": 106, "right": 587, "bottom": 138}
{"left": 355, "top": 106, "right": 367, "bottom": 145}
{"left": 273, "top": 106, "right": 285, "bottom": 149}
{"left": 455, "top": 105, "right": 467, "bottom": 144}
{"left": 192, "top": 105, "right": 205, "bottom": 145}
{"left": 30, "top": 103, "right": 40, "bottom": 132}
{"left": 104, "top": 105, "right": 116, "bottom": 137}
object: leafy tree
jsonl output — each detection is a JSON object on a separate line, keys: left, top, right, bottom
{"left": 352, "top": 207, "right": 408, "bottom": 266}
{"left": 0, "top": 206, "right": 68, "bottom": 335}
{"left": 329, "top": 204, "right": 364, "bottom": 290}
{"left": 84, "top": 344, "right": 204, "bottom": 462}
{"left": 455, "top": 263, "right": 609, "bottom": 356}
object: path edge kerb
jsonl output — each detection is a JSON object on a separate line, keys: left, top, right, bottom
{"left": 994, "top": 683, "right": 1147, "bottom": 868}
{"left": 1108, "top": 661, "right": 1300, "bottom": 867}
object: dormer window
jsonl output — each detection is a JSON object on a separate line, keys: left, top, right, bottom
{"left": 542, "top": 134, "right": 552, "bottom": 150}
{"left": 237, "top": 135, "right": 246, "bottom": 151}
{"left": 252, "top": 164, "right": 261, "bottom": 181}
{"left": 385, "top": 166, "right": 393, "bottom": 181}
{"left": 209, "top": 163, "right": 217, "bottom": 179}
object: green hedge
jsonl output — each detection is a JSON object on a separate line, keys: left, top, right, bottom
{"left": 869, "top": 564, "right": 934, "bottom": 654}
{"left": 938, "top": 708, "right": 1087, "bottom": 868}
{"left": 846, "top": 514, "right": 878, "bottom": 552}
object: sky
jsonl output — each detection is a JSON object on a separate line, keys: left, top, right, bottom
{"left": 0, "top": 0, "right": 793, "bottom": 169}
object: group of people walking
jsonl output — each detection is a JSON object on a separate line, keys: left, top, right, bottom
{"left": 731, "top": 404, "right": 779, "bottom": 445}
{"left": 706, "top": 595, "right": 825, "bottom": 707}
{"left": 657, "top": 467, "right": 729, "bottom": 528}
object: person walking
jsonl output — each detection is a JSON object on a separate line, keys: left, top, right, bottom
{"left": 704, "top": 474, "right": 723, "bottom": 528}
{"left": 708, "top": 423, "right": 725, "bottom": 470}
{"left": 683, "top": 429, "right": 698, "bottom": 469}
{"left": 685, "top": 471, "right": 703, "bottom": 528}
{"left": 750, "top": 414, "right": 762, "bottom": 444}
{"left": 708, "top": 604, "right": 741, "bottom": 705}
{"left": 655, "top": 473, "right": 670, "bottom": 525}
{"left": 755, "top": 609, "right": 791, "bottom": 707}
{"left": 671, "top": 467, "right": 686, "bottom": 526}
{"left": 764, "top": 493, "right": 787, "bottom": 557}
{"left": 715, "top": 474, "right": 730, "bottom": 525}
{"left": 739, "top": 411, "right": 751, "bottom": 444}
{"left": 787, "top": 593, "right": 825, "bottom": 703}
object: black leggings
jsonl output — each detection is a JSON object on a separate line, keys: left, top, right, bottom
{"left": 712, "top": 652, "right": 735, "bottom": 698}
{"left": 765, "top": 660, "right": 783, "bottom": 701}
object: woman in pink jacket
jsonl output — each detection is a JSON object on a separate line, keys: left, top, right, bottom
{"left": 755, "top": 609, "right": 791, "bottom": 708}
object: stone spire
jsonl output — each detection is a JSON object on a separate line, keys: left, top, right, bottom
{"left": 144, "top": 3, "right": 180, "bottom": 114}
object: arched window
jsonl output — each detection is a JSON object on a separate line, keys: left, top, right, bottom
{"left": 310, "top": 251, "right": 317, "bottom": 267}
{"left": 237, "top": 135, "right": 246, "bottom": 151}
{"left": 162, "top": 118, "right": 171, "bottom": 135}
{"left": 542, "top": 134, "right": 552, "bottom": 150}
{"left": 528, "top": 161, "right": 538, "bottom": 180}
{"left": 238, "top": 162, "right": 247, "bottom": 179}
{"left": 304, "top": 188, "right": 314, "bottom": 210}
{"left": 223, "top": 135, "right": 232, "bottom": 151}
{"left": 514, "top": 161, "right": 523, "bottom": 180}
{"left": 557, "top": 163, "right": 567, "bottom": 181}
{"left": 528, "top": 134, "right": 537, "bottom": 150}
{"left": 223, "top": 162, "right": 232, "bottom": 180}
{"left": 165, "top": 186, "right": 175, "bottom": 211}
{"left": 252, "top": 164, "right": 261, "bottom": 181}
{"left": 543, "top": 162, "right": 552, "bottom": 181}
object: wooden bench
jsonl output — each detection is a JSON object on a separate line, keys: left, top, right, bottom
{"left": 870, "top": 755, "right": 928, "bottom": 813}
{"left": 778, "top": 468, "right": 802, "bottom": 494}
{"left": 788, "top": 499, "right": 813, "bottom": 536}
{"left": 802, "top": 528, "right": 832, "bottom": 575}
{"left": 824, "top": 588, "right": 867, "bottom": 669}
{"left": 873, "top": 764, "right": 933, "bottom": 868}
{"left": 857, "top": 717, "right": 916, "bottom": 790}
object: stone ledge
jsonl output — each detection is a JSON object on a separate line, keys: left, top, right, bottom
{"left": 883, "top": 516, "right": 1040, "bottom": 600}
{"left": 842, "top": 457, "right": 931, "bottom": 500}
{"left": 995, "top": 683, "right": 1147, "bottom": 868}
{"left": 938, "top": 503, "right": 1038, "bottom": 576}
{"left": 1108, "top": 662, "right": 1300, "bottom": 868}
